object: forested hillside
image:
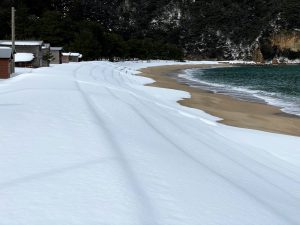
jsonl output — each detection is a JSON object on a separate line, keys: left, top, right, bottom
{"left": 1, "top": 0, "right": 300, "bottom": 60}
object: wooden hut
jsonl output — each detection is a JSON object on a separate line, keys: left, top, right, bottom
{"left": 62, "top": 53, "right": 70, "bottom": 63}
{"left": 0, "top": 40, "right": 44, "bottom": 68}
{"left": 0, "top": 47, "right": 12, "bottom": 79}
{"left": 50, "top": 47, "right": 63, "bottom": 64}
{"left": 79, "top": 54, "right": 83, "bottom": 62}
{"left": 69, "top": 53, "right": 80, "bottom": 62}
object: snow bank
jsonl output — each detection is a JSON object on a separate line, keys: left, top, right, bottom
{"left": 0, "top": 61, "right": 299, "bottom": 225}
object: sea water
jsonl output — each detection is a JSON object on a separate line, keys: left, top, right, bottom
{"left": 178, "top": 65, "right": 300, "bottom": 116}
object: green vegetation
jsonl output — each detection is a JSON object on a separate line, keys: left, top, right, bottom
{"left": 0, "top": 0, "right": 300, "bottom": 60}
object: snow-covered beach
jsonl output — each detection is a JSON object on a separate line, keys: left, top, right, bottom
{"left": 140, "top": 64, "right": 300, "bottom": 136}
{"left": 1, "top": 61, "right": 300, "bottom": 225}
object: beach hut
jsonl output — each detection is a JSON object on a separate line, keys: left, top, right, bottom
{"left": 62, "top": 53, "right": 70, "bottom": 63}
{"left": 50, "top": 47, "right": 63, "bottom": 64}
{"left": 0, "top": 47, "right": 12, "bottom": 79}
{"left": 69, "top": 53, "right": 80, "bottom": 62}
{"left": 15, "top": 53, "right": 34, "bottom": 68}
{"left": 0, "top": 40, "right": 44, "bottom": 68}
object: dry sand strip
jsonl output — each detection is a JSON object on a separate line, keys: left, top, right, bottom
{"left": 140, "top": 64, "right": 300, "bottom": 137}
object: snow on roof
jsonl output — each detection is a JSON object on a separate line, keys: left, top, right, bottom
{"left": 0, "top": 47, "right": 12, "bottom": 59}
{"left": 79, "top": 54, "right": 83, "bottom": 58}
{"left": 62, "top": 52, "right": 71, "bottom": 56}
{"left": 70, "top": 53, "right": 80, "bottom": 57}
{"left": 0, "top": 46, "right": 11, "bottom": 49}
{"left": 50, "top": 47, "right": 63, "bottom": 51}
{"left": 15, "top": 53, "right": 34, "bottom": 62}
{"left": 0, "top": 40, "right": 43, "bottom": 46}
{"left": 62, "top": 52, "right": 81, "bottom": 57}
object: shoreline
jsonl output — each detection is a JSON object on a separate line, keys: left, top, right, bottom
{"left": 140, "top": 64, "right": 300, "bottom": 137}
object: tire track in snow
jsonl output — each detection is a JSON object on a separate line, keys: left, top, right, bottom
{"left": 129, "top": 90, "right": 300, "bottom": 213}
{"left": 86, "top": 64, "right": 300, "bottom": 188}
{"left": 104, "top": 86, "right": 298, "bottom": 224}
{"left": 72, "top": 63, "right": 161, "bottom": 225}
{"left": 111, "top": 66, "right": 300, "bottom": 187}
{"left": 88, "top": 64, "right": 186, "bottom": 223}
{"left": 74, "top": 62, "right": 299, "bottom": 224}
{"left": 131, "top": 91, "right": 300, "bottom": 191}
{"left": 135, "top": 86, "right": 300, "bottom": 224}
{"left": 93, "top": 64, "right": 299, "bottom": 225}
{"left": 112, "top": 65, "right": 300, "bottom": 186}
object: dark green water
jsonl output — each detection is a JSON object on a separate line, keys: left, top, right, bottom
{"left": 180, "top": 65, "right": 300, "bottom": 116}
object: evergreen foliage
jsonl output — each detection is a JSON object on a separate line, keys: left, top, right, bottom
{"left": 0, "top": 0, "right": 299, "bottom": 60}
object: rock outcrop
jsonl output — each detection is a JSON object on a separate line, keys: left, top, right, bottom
{"left": 271, "top": 31, "right": 300, "bottom": 52}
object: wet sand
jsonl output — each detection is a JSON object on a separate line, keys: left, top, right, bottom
{"left": 140, "top": 64, "right": 300, "bottom": 137}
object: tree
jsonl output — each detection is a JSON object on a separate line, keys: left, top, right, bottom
{"left": 37, "top": 11, "right": 75, "bottom": 46}
{"left": 0, "top": 2, "right": 11, "bottom": 39}
{"left": 103, "top": 33, "right": 128, "bottom": 60}
{"left": 0, "top": 0, "right": 297, "bottom": 60}
{"left": 281, "top": 0, "right": 300, "bottom": 28}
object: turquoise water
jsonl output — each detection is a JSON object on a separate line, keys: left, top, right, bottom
{"left": 179, "top": 66, "right": 300, "bottom": 116}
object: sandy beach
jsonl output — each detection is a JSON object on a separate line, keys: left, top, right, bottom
{"left": 140, "top": 64, "right": 300, "bottom": 137}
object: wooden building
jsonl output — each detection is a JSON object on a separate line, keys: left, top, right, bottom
{"left": 50, "top": 47, "right": 63, "bottom": 64}
{"left": 0, "top": 47, "right": 12, "bottom": 79}
{"left": 79, "top": 54, "right": 83, "bottom": 62}
{"left": 69, "top": 53, "right": 80, "bottom": 62}
{"left": 62, "top": 53, "right": 70, "bottom": 63}
{"left": 0, "top": 40, "right": 44, "bottom": 68}
{"left": 62, "top": 52, "right": 82, "bottom": 63}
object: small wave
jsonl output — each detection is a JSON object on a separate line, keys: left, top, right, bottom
{"left": 178, "top": 68, "right": 300, "bottom": 116}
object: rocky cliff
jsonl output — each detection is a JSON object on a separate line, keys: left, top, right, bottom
{"left": 271, "top": 31, "right": 300, "bottom": 52}
{"left": 110, "top": 0, "right": 297, "bottom": 61}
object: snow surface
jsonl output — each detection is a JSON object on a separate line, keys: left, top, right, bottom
{"left": 15, "top": 53, "right": 34, "bottom": 62}
{"left": 0, "top": 60, "right": 300, "bottom": 225}
{"left": 11, "top": 67, "right": 34, "bottom": 78}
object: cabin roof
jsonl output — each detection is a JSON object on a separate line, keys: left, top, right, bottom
{"left": 62, "top": 52, "right": 70, "bottom": 56}
{"left": 0, "top": 47, "right": 12, "bottom": 59}
{"left": 50, "top": 47, "right": 63, "bottom": 51}
{"left": 70, "top": 52, "right": 80, "bottom": 57}
{"left": 0, "top": 40, "right": 43, "bottom": 46}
